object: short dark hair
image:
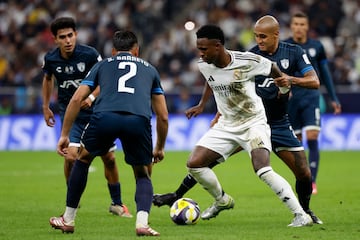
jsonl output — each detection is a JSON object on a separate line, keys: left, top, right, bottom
{"left": 112, "top": 30, "right": 138, "bottom": 51}
{"left": 292, "top": 11, "right": 308, "bottom": 20}
{"left": 196, "top": 25, "right": 225, "bottom": 45}
{"left": 50, "top": 17, "right": 76, "bottom": 36}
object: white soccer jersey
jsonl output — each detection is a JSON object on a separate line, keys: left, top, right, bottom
{"left": 198, "top": 50, "right": 272, "bottom": 130}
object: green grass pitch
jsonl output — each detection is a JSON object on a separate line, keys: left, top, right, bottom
{"left": 0, "top": 150, "right": 359, "bottom": 240}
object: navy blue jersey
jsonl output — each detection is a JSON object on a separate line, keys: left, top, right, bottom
{"left": 249, "top": 41, "right": 314, "bottom": 122}
{"left": 286, "top": 37, "right": 339, "bottom": 104}
{"left": 284, "top": 38, "right": 322, "bottom": 100}
{"left": 42, "top": 44, "right": 101, "bottom": 120}
{"left": 285, "top": 38, "right": 326, "bottom": 74}
{"left": 81, "top": 53, "right": 164, "bottom": 120}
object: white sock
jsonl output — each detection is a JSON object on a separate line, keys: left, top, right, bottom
{"left": 63, "top": 206, "right": 77, "bottom": 223}
{"left": 257, "top": 166, "right": 304, "bottom": 215}
{"left": 136, "top": 210, "right": 149, "bottom": 228}
{"left": 188, "top": 167, "right": 223, "bottom": 201}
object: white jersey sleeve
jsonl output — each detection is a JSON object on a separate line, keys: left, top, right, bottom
{"left": 198, "top": 50, "right": 272, "bottom": 130}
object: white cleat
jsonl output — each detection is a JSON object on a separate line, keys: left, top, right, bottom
{"left": 201, "top": 194, "right": 235, "bottom": 220}
{"left": 288, "top": 213, "right": 313, "bottom": 227}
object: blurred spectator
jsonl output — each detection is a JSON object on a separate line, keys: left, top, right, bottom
{"left": 0, "top": 96, "right": 13, "bottom": 115}
{"left": 0, "top": 0, "right": 359, "bottom": 114}
{"left": 171, "top": 85, "right": 197, "bottom": 114}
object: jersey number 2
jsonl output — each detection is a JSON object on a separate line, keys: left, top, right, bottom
{"left": 118, "top": 62, "right": 136, "bottom": 93}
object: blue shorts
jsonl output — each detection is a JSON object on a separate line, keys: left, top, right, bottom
{"left": 68, "top": 117, "right": 89, "bottom": 147}
{"left": 270, "top": 117, "right": 304, "bottom": 152}
{"left": 288, "top": 94, "right": 321, "bottom": 134}
{"left": 81, "top": 112, "right": 153, "bottom": 165}
{"left": 64, "top": 116, "right": 116, "bottom": 151}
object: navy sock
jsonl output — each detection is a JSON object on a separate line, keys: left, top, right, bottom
{"left": 108, "top": 182, "right": 122, "bottom": 206}
{"left": 135, "top": 177, "right": 153, "bottom": 212}
{"left": 295, "top": 179, "right": 312, "bottom": 212}
{"left": 66, "top": 160, "right": 89, "bottom": 208}
{"left": 307, "top": 140, "right": 319, "bottom": 182}
{"left": 175, "top": 174, "right": 197, "bottom": 197}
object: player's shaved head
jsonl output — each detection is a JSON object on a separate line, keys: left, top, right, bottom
{"left": 253, "top": 15, "right": 280, "bottom": 54}
{"left": 254, "top": 15, "right": 280, "bottom": 33}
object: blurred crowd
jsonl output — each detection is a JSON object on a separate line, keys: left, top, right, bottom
{"left": 0, "top": 0, "right": 359, "bottom": 114}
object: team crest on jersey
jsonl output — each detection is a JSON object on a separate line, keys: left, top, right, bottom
{"left": 308, "top": 48, "right": 316, "bottom": 57}
{"left": 65, "top": 66, "right": 74, "bottom": 74}
{"left": 234, "top": 69, "right": 241, "bottom": 80}
{"left": 280, "top": 59, "right": 289, "bottom": 69}
{"left": 77, "top": 62, "right": 86, "bottom": 72}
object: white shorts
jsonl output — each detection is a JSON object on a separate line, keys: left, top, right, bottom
{"left": 196, "top": 121, "right": 271, "bottom": 161}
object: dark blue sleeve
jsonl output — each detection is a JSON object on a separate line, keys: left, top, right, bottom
{"left": 317, "top": 43, "right": 339, "bottom": 103}
{"left": 81, "top": 61, "right": 101, "bottom": 91}
{"left": 151, "top": 67, "right": 164, "bottom": 95}
{"left": 319, "top": 61, "right": 339, "bottom": 102}
{"left": 42, "top": 53, "right": 52, "bottom": 75}
{"left": 295, "top": 45, "right": 314, "bottom": 75}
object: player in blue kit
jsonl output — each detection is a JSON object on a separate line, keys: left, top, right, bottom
{"left": 285, "top": 12, "right": 342, "bottom": 194}
{"left": 49, "top": 30, "right": 169, "bottom": 236}
{"left": 153, "top": 16, "right": 323, "bottom": 225}
{"left": 42, "top": 17, "right": 132, "bottom": 217}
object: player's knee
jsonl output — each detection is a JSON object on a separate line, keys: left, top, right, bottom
{"left": 64, "top": 154, "right": 77, "bottom": 163}
{"left": 306, "top": 130, "right": 319, "bottom": 140}
{"left": 102, "top": 157, "right": 116, "bottom": 169}
{"left": 133, "top": 165, "right": 150, "bottom": 179}
{"left": 296, "top": 168, "right": 312, "bottom": 181}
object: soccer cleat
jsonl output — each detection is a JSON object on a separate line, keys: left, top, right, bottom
{"left": 201, "top": 194, "right": 235, "bottom": 220}
{"left": 312, "top": 182, "right": 318, "bottom": 194}
{"left": 49, "top": 216, "right": 75, "bottom": 233}
{"left": 136, "top": 226, "right": 160, "bottom": 236}
{"left": 109, "top": 204, "right": 133, "bottom": 218}
{"left": 306, "top": 210, "right": 323, "bottom": 224}
{"left": 287, "top": 213, "right": 313, "bottom": 227}
{"left": 153, "top": 193, "right": 178, "bottom": 207}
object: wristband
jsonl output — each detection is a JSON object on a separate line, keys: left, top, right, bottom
{"left": 88, "top": 94, "right": 96, "bottom": 102}
{"left": 288, "top": 78, "right": 293, "bottom": 86}
{"left": 279, "top": 86, "right": 290, "bottom": 94}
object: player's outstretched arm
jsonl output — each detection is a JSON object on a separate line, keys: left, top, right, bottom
{"left": 42, "top": 74, "right": 56, "bottom": 127}
{"left": 319, "top": 62, "right": 341, "bottom": 114}
{"left": 152, "top": 94, "right": 168, "bottom": 163}
{"left": 290, "top": 69, "right": 320, "bottom": 89}
{"left": 185, "top": 82, "right": 213, "bottom": 119}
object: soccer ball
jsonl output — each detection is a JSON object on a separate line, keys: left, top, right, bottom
{"left": 170, "top": 198, "right": 200, "bottom": 225}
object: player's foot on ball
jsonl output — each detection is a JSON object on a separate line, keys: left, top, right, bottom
{"left": 136, "top": 226, "right": 160, "bottom": 236}
{"left": 109, "top": 204, "right": 133, "bottom": 218}
{"left": 201, "top": 193, "right": 235, "bottom": 220}
{"left": 306, "top": 209, "right": 323, "bottom": 224}
{"left": 153, "top": 193, "right": 178, "bottom": 207}
{"left": 49, "top": 216, "right": 75, "bottom": 233}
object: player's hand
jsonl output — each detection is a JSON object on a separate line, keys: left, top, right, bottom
{"left": 185, "top": 104, "right": 204, "bottom": 119}
{"left": 43, "top": 107, "right": 55, "bottom": 127}
{"left": 273, "top": 75, "right": 291, "bottom": 88}
{"left": 57, "top": 136, "right": 70, "bottom": 157}
{"left": 331, "top": 101, "right": 342, "bottom": 115}
{"left": 81, "top": 98, "right": 92, "bottom": 109}
{"left": 210, "top": 112, "right": 221, "bottom": 127}
{"left": 152, "top": 148, "right": 165, "bottom": 164}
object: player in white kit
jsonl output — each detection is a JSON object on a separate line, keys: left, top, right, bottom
{"left": 186, "top": 24, "right": 312, "bottom": 227}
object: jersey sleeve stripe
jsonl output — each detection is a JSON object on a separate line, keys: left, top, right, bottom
{"left": 300, "top": 66, "right": 314, "bottom": 75}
